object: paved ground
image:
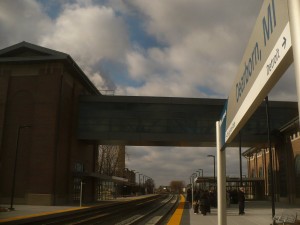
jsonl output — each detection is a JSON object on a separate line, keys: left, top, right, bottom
{"left": 182, "top": 201, "right": 300, "bottom": 225}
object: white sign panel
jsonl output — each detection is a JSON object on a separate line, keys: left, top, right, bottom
{"left": 224, "top": 0, "right": 293, "bottom": 145}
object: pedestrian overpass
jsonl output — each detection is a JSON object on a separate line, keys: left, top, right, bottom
{"left": 77, "top": 95, "right": 298, "bottom": 147}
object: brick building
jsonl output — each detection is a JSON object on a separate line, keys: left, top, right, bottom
{"left": 0, "top": 42, "right": 130, "bottom": 206}
{"left": 243, "top": 117, "right": 300, "bottom": 204}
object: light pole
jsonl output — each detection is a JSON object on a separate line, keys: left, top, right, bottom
{"left": 134, "top": 171, "right": 138, "bottom": 184}
{"left": 123, "top": 168, "right": 129, "bottom": 197}
{"left": 9, "top": 125, "right": 31, "bottom": 210}
{"left": 197, "top": 169, "right": 203, "bottom": 177}
{"left": 197, "top": 169, "right": 203, "bottom": 189}
{"left": 207, "top": 155, "right": 216, "bottom": 189}
{"left": 190, "top": 174, "right": 194, "bottom": 202}
{"left": 143, "top": 174, "right": 146, "bottom": 194}
{"left": 134, "top": 171, "right": 139, "bottom": 195}
{"left": 190, "top": 172, "right": 197, "bottom": 202}
{"left": 139, "top": 173, "right": 143, "bottom": 194}
{"left": 144, "top": 175, "right": 149, "bottom": 194}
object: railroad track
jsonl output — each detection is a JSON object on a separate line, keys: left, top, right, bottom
{"left": 1, "top": 194, "right": 179, "bottom": 225}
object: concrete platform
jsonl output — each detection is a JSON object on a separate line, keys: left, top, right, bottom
{"left": 0, "top": 195, "right": 154, "bottom": 223}
{"left": 180, "top": 200, "right": 300, "bottom": 225}
{"left": 0, "top": 205, "right": 81, "bottom": 222}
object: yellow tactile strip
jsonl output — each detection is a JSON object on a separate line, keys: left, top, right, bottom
{"left": 167, "top": 194, "right": 185, "bottom": 225}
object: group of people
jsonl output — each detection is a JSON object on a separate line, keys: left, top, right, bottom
{"left": 186, "top": 189, "right": 216, "bottom": 216}
{"left": 186, "top": 186, "right": 245, "bottom": 216}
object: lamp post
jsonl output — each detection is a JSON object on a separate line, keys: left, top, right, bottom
{"left": 9, "top": 125, "right": 31, "bottom": 210}
{"left": 190, "top": 174, "right": 194, "bottom": 202}
{"left": 122, "top": 168, "right": 127, "bottom": 197}
{"left": 143, "top": 174, "right": 146, "bottom": 194}
{"left": 207, "top": 155, "right": 216, "bottom": 189}
{"left": 134, "top": 171, "right": 138, "bottom": 184}
{"left": 144, "top": 175, "right": 149, "bottom": 194}
{"left": 190, "top": 172, "right": 197, "bottom": 202}
{"left": 139, "top": 173, "right": 143, "bottom": 194}
{"left": 134, "top": 171, "right": 138, "bottom": 183}
{"left": 197, "top": 169, "right": 203, "bottom": 177}
{"left": 197, "top": 169, "right": 203, "bottom": 189}
{"left": 134, "top": 171, "right": 139, "bottom": 195}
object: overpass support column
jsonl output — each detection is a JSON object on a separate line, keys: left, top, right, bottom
{"left": 216, "top": 121, "right": 227, "bottom": 225}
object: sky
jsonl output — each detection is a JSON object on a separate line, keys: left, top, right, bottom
{"left": 0, "top": 0, "right": 298, "bottom": 187}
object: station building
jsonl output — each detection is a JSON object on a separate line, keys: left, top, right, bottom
{"left": 0, "top": 42, "right": 135, "bottom": 206}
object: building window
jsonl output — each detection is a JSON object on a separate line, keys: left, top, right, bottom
{"left": 295, "top": 155, "right": 300, "bottom": 197}
{"left": 96, "top": 181, "right": 115, "bottom": 200}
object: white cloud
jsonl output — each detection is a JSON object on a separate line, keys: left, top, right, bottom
{"left": 126, "top": 146, "right": 247, "bottom": 186}
{"left": 41, "top": 3, "right": 129, "bottom": 67}
{"left": 0, "top": 0, "right": 53, "bottom": 47}
{"left": 114, "top": 0, "right": 264, "bottom": 98}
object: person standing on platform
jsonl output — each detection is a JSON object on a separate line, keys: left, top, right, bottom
{"left": 200, "top": 190, "right": 209, "bottom": 216}
{"left": 238, "top": 187, "right": 245, "bottom": 215}
{"left": 186, "top": 188, "right": 192, "bottom": 204}
{"left": 226, "top": 190, "right": 231, "bottom": 207}
{"left": 193, "top": 190, "right": 200, "bottom": 214}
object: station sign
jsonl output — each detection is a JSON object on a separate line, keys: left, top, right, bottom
{"left": 222, "top": 0, "right": 293, "bottom": 147}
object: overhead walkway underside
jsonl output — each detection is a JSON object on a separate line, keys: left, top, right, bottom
{"left": 78, "top": 95, "right": 298, "bottom": 147}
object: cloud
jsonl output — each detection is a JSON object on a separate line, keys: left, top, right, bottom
{"left": 38, "top": 1, "right": 130, "bottom": 91}
{"left": 126, "top": 146, "right": 247, "bottom": 186}
{"left": 41, "top": 2, "right": 129, "bottom": 67}
{"left": 113, "top": 0, "right": 264, "bottom": 98}
{"left": 0, "top": 0, "right": 53, "bottom": 48}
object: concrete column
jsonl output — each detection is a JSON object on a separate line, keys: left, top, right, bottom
{"left": 216, "top": 121, "right": 227, "bottom": 225}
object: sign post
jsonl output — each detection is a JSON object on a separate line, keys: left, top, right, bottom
{"left": 216, "top": 121, "right": 227, "bottom": 225}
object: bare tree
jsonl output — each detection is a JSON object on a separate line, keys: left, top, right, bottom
{"left": 145, "top": 178, "right": 155, "bottom": 194}
{"left": 169, "top": 180, "right": 185, "bottom": 194}
{"left": 96, "top": 145, "right": 125, "bottom": 176}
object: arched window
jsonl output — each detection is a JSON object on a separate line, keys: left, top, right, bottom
{"left": 295, "top": 155, "right": 300, "bottom": 197}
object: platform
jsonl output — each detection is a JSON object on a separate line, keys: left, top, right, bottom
{"left": 0, "top": 195, "right": 150, "bottom": 223}
{"left": 174, "top": 199, "right": 300, "bottom": 225}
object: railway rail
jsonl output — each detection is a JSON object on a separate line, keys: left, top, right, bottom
{"left": 0, "top": 194, "right": 179, "bottom": 225}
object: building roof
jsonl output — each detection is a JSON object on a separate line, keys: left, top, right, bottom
{"left": 0, "top": 41, "right": 100, "bottom": 95}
